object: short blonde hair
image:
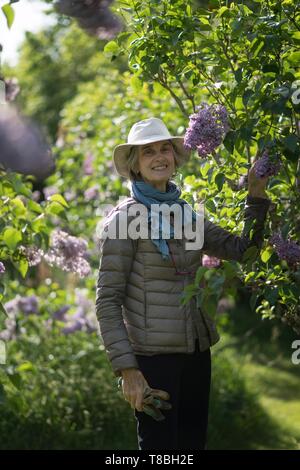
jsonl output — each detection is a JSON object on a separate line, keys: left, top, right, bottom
{"left": 127, "top": 140, "right": 179, "bottom": 182}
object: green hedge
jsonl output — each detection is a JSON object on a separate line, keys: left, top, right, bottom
{"left": 0, "top": 327, "right": 293, "bottom": 450}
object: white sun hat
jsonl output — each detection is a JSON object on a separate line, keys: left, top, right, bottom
{"left": 113, "top": 117, "right": 191, "bottom": 178}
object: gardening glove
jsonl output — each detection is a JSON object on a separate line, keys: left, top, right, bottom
{"left": 142, "top": 386, "right": 172, "bottom": 421}
{"left": 117, "top": 378, "right": 172, "bottom": 421}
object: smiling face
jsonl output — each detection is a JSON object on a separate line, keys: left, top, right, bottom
{"left": 137, "top": 140, "right": 176, "bottom": 191}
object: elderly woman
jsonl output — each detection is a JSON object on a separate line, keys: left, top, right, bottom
{"left": 95, "top": 117, "right": 271, "bottom": 450}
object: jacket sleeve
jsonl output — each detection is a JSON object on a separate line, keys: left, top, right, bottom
{"left": 202, "top": 195, "right": 271, "bottom": 262}
{"left": 95, "top": 211, "right": 139, "bottom": 378}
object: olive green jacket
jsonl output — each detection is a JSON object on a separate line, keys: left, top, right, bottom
{"left": 95, "top": 195, "right": 271, "bottom": 377}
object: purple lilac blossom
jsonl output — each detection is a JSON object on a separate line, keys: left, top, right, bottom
{"left": 44, "top": 230, "right": 91, "bottom": 278}
{"left": 0, "top": 299, "right": 19, "bottom": 341}
{"left": 74, "top": 290, "right": 98, "bottom": 332}
{"left": 270, "top": 232, "right": 300, "bottom": 266}
{"left": 44, "top": 186, "right": 59, "bottom": 199}
{"left": 254, "top": 151, "right": 281, "bottom": 178}
{"left": 83, "top": 151, "right": 94, "bottom": 175}
{"left": 54, "top": 0, "right": 122, "bottom": 39}
{"left": 32, "top": 190, "right": 41, "bottom": 202}
{"left": 0, "top": 105, "right": 55, "bottom": 181}
{"left": 20, "top": 246, "right": 44, "bottom": 267}
{"left": 0, "top": 262, "right": 5, "bottom": 274}
{"left": 62, "top": 320, "right": 83, "bottom": 334}
{"left": 84, "top": 185, "right": 99, "bottom": 201}
{"left": 53, "top": 305, "right": 70, "bottom": 321}
{"left": 184, "top": 104, "right": 230, "bottom": 157}
{"left": 0, "top": 317, "right": 17, "bottom": 341}
{"left": 202, "top": 254, "right": 221, "bottom": 268}
{"left": 18, "top": 295, "right": 39, "bottom": 315}
{"left": 64, "top": 190, "right": 76, "bottom": 202}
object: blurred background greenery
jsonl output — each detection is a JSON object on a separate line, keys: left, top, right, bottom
{"left": 0, "top": 0, "right": 299, "bottom": 450}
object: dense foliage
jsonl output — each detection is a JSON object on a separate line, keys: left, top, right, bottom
{"left": 0, "top": 0, "right": 299, "bottom": 450}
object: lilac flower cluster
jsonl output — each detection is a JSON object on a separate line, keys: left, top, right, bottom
{"left": 44, "top": 229, "right": 91, "bottom": 278}
{"left": 0, "top": 308, "right": 18, "bottom": 341}
{"left": 54, "top": 0, "right": 122, "bottom": 39}
{"left": 0, "top": 262, "right": 5, "bottom": 274}
{"left": 84, "top": 185, "right": 100, "bottom": 201}
{"left": 184, "top": 104, "right": 230, "bottom": 157}
{"left": 18, "top": 231, "right": 90, "bottom": 278}
{"left": 52, "top": 291, "right": 98, "bottom": 334}
{"left": 0, "top": 292, "right": 98, "bottom": 341}
{"left": 83, "top": 151, "right": 94, "bottom": 175}
{"left": 254, "top": 151, "right": 281, "bottom": 178}
{"left": 43, "top": 186, "right": 58, "bottom": 199}
{"left": 20, "top": 246, "right": 44, "bottom": 267}
{"left": 0, "top": 295, "right": 39, "bottom": 341}
{"left": 202, "top": 254, "right": 221, "bottom": 268}
{"left": 0, "top": 105, "right": 55, "bottom": 181}
{"left": 18, "top": 295, "right": 39, "bottom": 315}
{"left": 270, "top": 232, "right": 300, "bottom": 266}
{"left": 64, "top": 190, "right": 76, "bottom": 202}
{"left": 52, "top": 305, "right": 70, "bottom": 321}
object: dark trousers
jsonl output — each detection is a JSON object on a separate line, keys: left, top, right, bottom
{"left": 133, "top": 340, "right": 211, "bottom": 450}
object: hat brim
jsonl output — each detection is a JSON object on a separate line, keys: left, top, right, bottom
{"left": 113, "top": 136, "right": 191, "bottom": 179}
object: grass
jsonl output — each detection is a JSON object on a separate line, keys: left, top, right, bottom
{"left": 212, "top": 331, "right": 300, "bottom": 450}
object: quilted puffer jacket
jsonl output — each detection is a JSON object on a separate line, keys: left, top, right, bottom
{"left": 95, "top": 195, "right": 271, "bottom": 377}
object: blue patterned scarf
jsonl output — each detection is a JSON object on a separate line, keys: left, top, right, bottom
{"left": 130, "top": 180, "right": 197, "bottom": 260}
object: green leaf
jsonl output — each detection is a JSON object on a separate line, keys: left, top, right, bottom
{"left": 6, "top": 371, "right": 22, "bottom": 390}
{"left": 217, "top": 6, "right": 230, "bottom": 18}
{"left": 205, "top": 199, "right": 216, "bottom": 213}
{"left": 8, "top": 174, "right": 31, "bottom": 197}
{"left": 242, "top": 245, "right": 259, "bottom": 263}
{"left": 195, "top": 266, "right": 206, "bottom": 285}
{"left": 46, "top": 201, "right": 65, "bottom": 215}
{"left": 11, "top": 197, "right": 26, "bottom": 216}
{"left": 223, "top": 131, "right": 236, "bottom": 153}
{"left": 261, "top": 247, "right": 273, "bottom": 263}
{"left": 262, "top": 63, "right": 280, "bottom": 74}
{"left": 2, "top": 227, "right": 22, "bottom": 250}
{"left": 12, "top": 257, "right": 28, "bottom": 279}
{"left": 234, "top": 68, "right": 243, "bottom": 83}
{"left": 203, "top": 295, "right": 218, "bottom": 317}
{"left": 250, "top": 292, "right": 259, "bottom": 311}
{"left": 283, "top": 134, "right": 299, "bottom": 153}
{"left": 264, "top": 287, "right": 279, "bottom": 305}
{"left": 104, "top": 41, "right": 119, "bottom": 55}
{"left": 242, "top": 89, "right": 254, "bottom": 106}
{"left": 215, "top": 173, "right": 225, "bottom": 191}
{"left": 0, "top": 302, "right": 8, "bottom": 318}
{"left": 209, "top": 274, "right": 225, "bottom": 291}
{"left": 2, "top": 3, "right": 14, "bottom": 29}
{"left": 223, "top": 261, "right": 238, "bottom": 280}
{"left": 17, "top": 362, "right": 34, "bottom": 372}
{"left": 49, "top": 194, "right": 69, "bottom": 208}
{"left": 286, "top": 51, "right": 300, "bottom": 65}
{"left": 27, "top": 200, "right": 43, "bottom": 214}
{"left": 250, "top": 37, "right": 264, "bottom": 58}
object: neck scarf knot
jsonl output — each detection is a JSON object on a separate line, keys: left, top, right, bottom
{"left": 130, "top": 180, "right": 197, "bottom": 260}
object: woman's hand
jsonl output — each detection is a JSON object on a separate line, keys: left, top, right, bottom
{"left": 121, "top": 368, "right": 150, "bottom": 412}
{"left": 247, "top": 162, "right": 269, "bottom": 198}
